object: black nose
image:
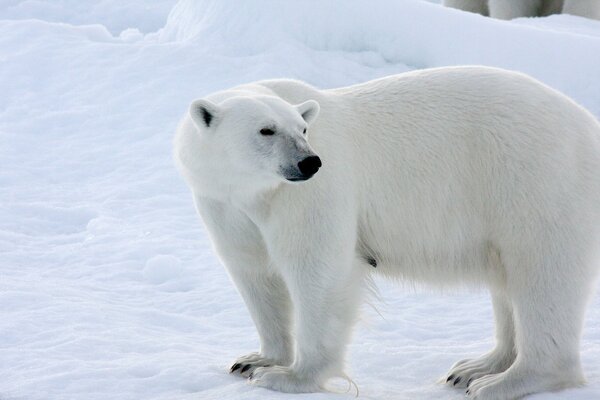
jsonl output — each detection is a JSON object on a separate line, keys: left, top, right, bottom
{"left": 297, "top": 156, "right": 322, "bottom": 177}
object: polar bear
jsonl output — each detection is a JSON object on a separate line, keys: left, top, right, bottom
{"left": 443, "top": 0, "right": 489, "bottom": 16}
{"left": 174, "top": 66, "right": 600, "bottom": 399}
{"left": 443, "top": 0, "right": 600, "bottom": 20}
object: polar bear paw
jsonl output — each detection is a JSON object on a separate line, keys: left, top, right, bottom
{"left": 445, "top": 349, "right": 515, "bottom": 388}
{"left": 466, "top": 370, "right": 534, "bottom": 400}
{"left": 248, "top": 365, "right": 320, "bottom": 393}
{"left": 229, "top": 352, "right": 280, "bottom": 378}
{"left": 465, "top": 365, "right": 584, "bottom": 400}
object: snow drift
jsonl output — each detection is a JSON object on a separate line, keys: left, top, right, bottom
{"left": 160, "top": 0, "right": 600, "bottom": 114}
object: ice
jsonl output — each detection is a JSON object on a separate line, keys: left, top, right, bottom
{"left": 1, "top": 0, "right": 599, "bottom": 399}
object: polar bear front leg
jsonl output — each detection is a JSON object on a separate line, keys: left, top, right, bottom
{"left": 249, "top": 213, "right": 364, "bottom": 392}
{"left": 227, "top": 267, "right": 294, "bottom": 378}
{"left": 195, "top": 198, "right": 294, "bottom": 377}
{"left": 249, "top": 257, "right": 365, "bottom": 392}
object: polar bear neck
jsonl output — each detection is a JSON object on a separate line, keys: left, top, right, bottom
{"left": 190, "top": 165, "right": 282, "bottom": 223}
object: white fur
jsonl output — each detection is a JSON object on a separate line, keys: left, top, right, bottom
{"left": 563, "top": 0, "right": 600, "bottom": 20}
{"left": 174, "top": 66, "right": 600, "bottom": 399}
{"left": 443, "top": 0, "right": 489, "bottom": 16}
{"left": 444, "top": 0, "right": 599, "bottom": 19}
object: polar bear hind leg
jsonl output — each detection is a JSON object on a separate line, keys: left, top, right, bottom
{"left": 488, "top": 0, "right": 541, "bottom": 19}
{"left": 443, "top": 0, "right": 489, "bottom": 16}
{"left": 446, "top": 291, "right": 516, "bottom": 389}
{"left": 467, "top": 237, "right": 590, "bottom": 399}
{"left": 562, "top": 0, "right": 600, "bottom": 20}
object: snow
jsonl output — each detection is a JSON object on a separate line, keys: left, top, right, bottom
{"left": 1, "top": 0, "right": 599, "bottom": 399}
{"left": 0, "top": 0, "right": 178, "bottom": 34}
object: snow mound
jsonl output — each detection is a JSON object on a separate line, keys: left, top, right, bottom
{"left": 0, "top": 0, "right": 178, "bottom": 34}
{"left": 160, "top": 0, "right": 600, "bottom": 115}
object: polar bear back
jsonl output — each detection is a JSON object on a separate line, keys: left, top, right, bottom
{"left": 259, "top": 66, "right": 600, "bottom": 216}
{"left": 256, "top": 66, "right": 600, "bottom": 282}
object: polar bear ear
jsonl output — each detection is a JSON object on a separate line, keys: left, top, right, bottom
{"left": 189, "top": 99, "right": 220, "bottom": 129}
{"left": 295, "top": 100, "right": 320, "bottom": 125}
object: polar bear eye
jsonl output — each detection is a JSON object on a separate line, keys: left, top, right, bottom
{"left": 303, "top": 128, "right": 307, "bottom": 134}
{"left": 260, "top": 128, "right": 275, "bottom": 136}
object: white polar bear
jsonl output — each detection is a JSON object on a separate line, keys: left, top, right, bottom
{"left": 174, "top": 66, "right": 600, "bottom": 399}
{"left": 443, "top": 0, "right": 600, "bottom": 20}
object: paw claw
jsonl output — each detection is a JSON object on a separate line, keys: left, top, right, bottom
{"left": 241, "top": 364, "right": 251, "bottom": 373}
{"left": 230, "top": 363, "right": 242, "bottom": 373}
{"left": 445, "top": 350, "right": 515, "bottom": 392}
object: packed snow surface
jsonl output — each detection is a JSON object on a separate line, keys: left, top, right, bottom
{"left": 1, "top": 0, "right": 600, "bottom": 399}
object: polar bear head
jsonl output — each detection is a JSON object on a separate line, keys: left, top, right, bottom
{"left": 180, "top": 94, "right": 321, "bottom": 197}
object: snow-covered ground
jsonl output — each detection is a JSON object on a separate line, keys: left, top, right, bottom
{"left": 1, "top": 0, "right": 599, "bottom": 399}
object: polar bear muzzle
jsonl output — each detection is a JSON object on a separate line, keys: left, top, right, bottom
{"left": 296, "top": 156, "right": 321, "bottom": 178}
{"left": 283, "top": 155, "right": 322, "bottom": 182}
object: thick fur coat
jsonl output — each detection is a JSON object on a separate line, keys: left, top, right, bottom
{"left": 444, "top": 0, "right": 600, "bottom": 20}
{"left": 174, "top": 66, "right": 600, "bottom": 399}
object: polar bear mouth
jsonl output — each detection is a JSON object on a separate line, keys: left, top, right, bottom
{"left": 285, "top": 175, "right": 312, "bottom": 182}
{"left": 281, "top": 167, "right": 315, "bottom": 182}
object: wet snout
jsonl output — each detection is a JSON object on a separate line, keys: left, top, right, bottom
{"left": 297, "top": 155, "right": 322, "bottom": 178}
{"left": 284, "top": 151, "right": 321, "bottom": 181}
{"left": 280, "top": 136, "right": 322, "bottom": 182}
